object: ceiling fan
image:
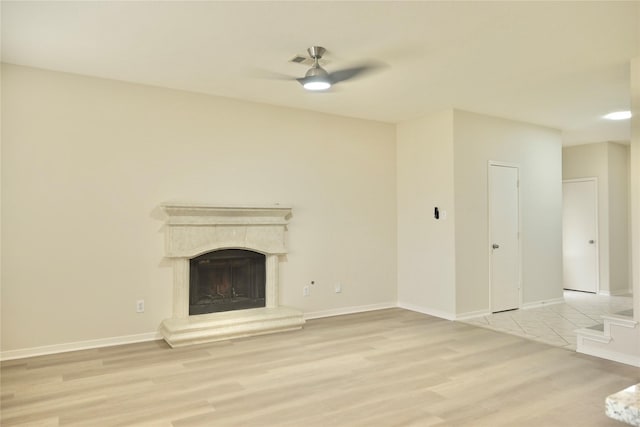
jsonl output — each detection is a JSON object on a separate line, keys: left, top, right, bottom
{"left": 290, "top": 46, "right": 382, "bottom": 91}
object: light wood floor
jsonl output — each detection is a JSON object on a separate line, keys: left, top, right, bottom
{"left": 1, "top": 308, "right": 638, "bottom": 426}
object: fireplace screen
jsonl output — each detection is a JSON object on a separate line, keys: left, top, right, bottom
{"left": 189, "top": 249, "right": 266, "bottom": 315}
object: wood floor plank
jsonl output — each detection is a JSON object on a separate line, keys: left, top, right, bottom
{"left": 1, "top": 308, "right": 637, "bottom": 426}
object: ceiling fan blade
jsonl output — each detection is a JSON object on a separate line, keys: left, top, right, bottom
{"left": 327, "top": 61, "right": 386, "bottom": 85}
{"left": 248, "top": 67, "right": 298, "bottom": 81}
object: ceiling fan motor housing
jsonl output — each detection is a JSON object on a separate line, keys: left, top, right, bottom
{"left": 305, "top": 64, "right": 329, "bottom": 79}
{"left": 307, "top": 46, "right": 326, "bottom": 59}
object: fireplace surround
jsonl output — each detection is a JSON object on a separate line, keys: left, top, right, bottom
{"left": 159, "top": 203, "right": 305, "bottom": 347}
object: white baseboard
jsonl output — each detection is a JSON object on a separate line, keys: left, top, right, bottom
{"left": 5, "top": 304, "right": 399, "bottom": 360}
{"left": 1, "top": 331, "right": 162, "bottom": 361}
{"left": 521, "top": 297, "right": 565, "bottom": 310}
{"left": 303, "top": 302, "right": 397, "bottom": 320}
{"left": 396, "top": 302, "right": 456, "bottom": 321}
{"left": 577, "top": 346, "right": 640, "bottom": 367}
{"left": 598, "top": 288, "right": 633, "bottom": 296}
{"left": 455, "top": 309, "right": 491, "bottom": 320}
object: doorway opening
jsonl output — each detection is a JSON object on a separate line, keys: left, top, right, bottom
{"left": 562, "top": 178, "right": 599, "bottom": 293}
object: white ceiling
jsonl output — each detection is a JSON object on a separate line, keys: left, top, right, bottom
{"left": 2, "top": 1, "right": 638, "bottom": 145}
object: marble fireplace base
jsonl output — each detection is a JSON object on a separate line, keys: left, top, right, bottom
{"left": 161, "top": 306, "right": 305, "bottom": 348}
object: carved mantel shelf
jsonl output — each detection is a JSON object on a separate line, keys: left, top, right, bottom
{"left": 162, "top": 203, "right": 292, "bottom": 225}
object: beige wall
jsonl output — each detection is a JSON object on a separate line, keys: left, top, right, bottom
{"left": 0, "top": 63, "right": 576, "bottom": 353}
{"left": 608, "top": 143, "right": 631, "bottom": 294}
{"left": 396, "top": 110, "right": 456, "bottom": 318}
{"left": 397, "top": 109, "right": 563, "bottom": 317}
{"left": 453, "top": 110, "right": 563, "bottom": 315}
{"left": 1, "top": 64, "right": 397, "bottom": 352}
{"left": 562, "top": 142, "right": 631, "bottom": 294}
{"left": 631, "top": 57, "right": 640, "bottom": 320}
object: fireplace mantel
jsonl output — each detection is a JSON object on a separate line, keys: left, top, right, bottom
{"left": 163, "top": 203, "right": 292, "bottom": 225}
{"left": 159, "top": 203, "right": 304, "bottom": 347}
{"left": 162, "top": 203, "right": 292, "bottom": 257}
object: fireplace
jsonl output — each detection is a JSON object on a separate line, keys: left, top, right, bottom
{"left": 189, "top": 249, "right": 266, "bottom": 315}
{"left": 159, "top": 203, "right": 305, "bottom": 347}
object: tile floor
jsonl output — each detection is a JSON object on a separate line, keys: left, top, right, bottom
{"left": 461, "top": 290, "right": 634, "bottom": 350}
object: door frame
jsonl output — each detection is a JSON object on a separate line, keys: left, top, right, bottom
{"left": 562, "top": 177, "right": 600, "bottom": 293}
{"left": 487, "top": 161, "right": 522, "bottom": 312}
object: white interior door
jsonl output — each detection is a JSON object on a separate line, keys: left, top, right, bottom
{"left": 489, "top": 164, "right": 520, "bottom": 313}
{"left": 562, "top": 179, "right": 598, "bottom": 293}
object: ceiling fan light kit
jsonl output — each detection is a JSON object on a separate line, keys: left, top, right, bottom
{"left": 303, "top": 79, "right": 331, "bottom": 91}
{"left": 302, "top": 66, "right": 331, "bottom": 91}
{"left": 301, "top": 46, "right": 331, "bottom": 91}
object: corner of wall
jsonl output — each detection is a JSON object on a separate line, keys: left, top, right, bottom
{"left": 606, "top": 142, "right": 631, "bottom": 293}
{"left": 452, "top": 110, "right": 563, "bottom": 313}
{"left": 396, "top": 111, "right": 456, "bottom": 316}
{"left": 630, "top": 57, "right": 640, "bottom": 320}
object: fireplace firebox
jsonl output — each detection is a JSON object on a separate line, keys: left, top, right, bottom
{"left": 189, "top": 249, "right": 266, "bottom": 315}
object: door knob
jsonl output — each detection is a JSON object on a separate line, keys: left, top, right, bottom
{"left": 589, "top": 240, "right": 595, "bottom": 244}
{"left": 492, "top": 244, "right": 500, "bottom": 249}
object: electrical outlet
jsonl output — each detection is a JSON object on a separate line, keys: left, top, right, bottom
{"left": 303, "top": 286, "right": 310, "bottom": 297}
{"left": 335, "top": 283, "right": 342, "bottom": 293}
{"left": 136, "top": 299, "right": 145, "bottom": 313}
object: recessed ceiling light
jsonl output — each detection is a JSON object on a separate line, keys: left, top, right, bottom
{"left": 603, "top": 111, "right": 632, "bottom": 120}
